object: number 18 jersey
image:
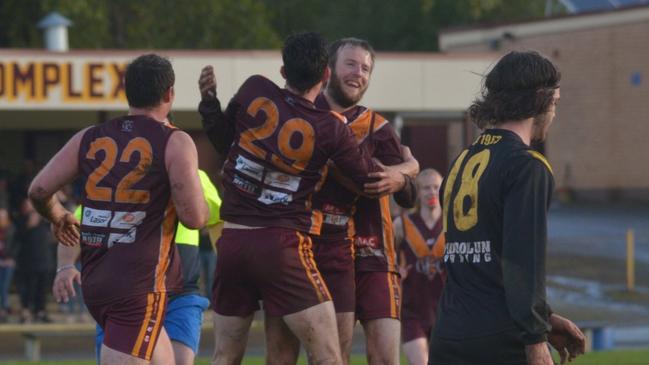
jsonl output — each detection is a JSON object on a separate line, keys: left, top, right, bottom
{"left": 78, "top": 115, "right": 182, "bottom": 305}
{"left": 436, "top": 128, "right": 554, "bottom": 344}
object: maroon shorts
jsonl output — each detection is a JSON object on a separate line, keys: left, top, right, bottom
{"left": 355, "top": 271, "right": 401, "bottom": 321}
{"left": 402, "top": 318, "right": 432, "bottom": 343}
{"left": 86, "top": 292, "right": 168, "bottom": 361}
{"left": 212, "top": 227, "right": 331, "bottom": 317}
{"left": 311, "top": 236, "right": 355, "bottom": 313}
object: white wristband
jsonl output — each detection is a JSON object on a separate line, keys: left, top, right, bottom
{"left": 56, "top": 264, "right": 76, "bottom": 274}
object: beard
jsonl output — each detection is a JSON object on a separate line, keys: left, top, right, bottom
{"left": 532, "top": 113, "right": 551, "bottom": 143}
{"left": 327, "top": 72, "right": 368, "bottom": 109}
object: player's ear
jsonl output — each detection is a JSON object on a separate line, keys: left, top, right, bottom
{"left": 280, "top": 66, "right": 287, "bottom": 80}
{"left": 163, "top": 86, "right": 174, "bottom": 103}
{"left": 322, "top": 66, "right": 331, "bottom": 84}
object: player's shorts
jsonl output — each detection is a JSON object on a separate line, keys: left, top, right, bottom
{"left": 401, "top": 318, "right": 432, "bottom": 343}
{"left": 212, "top": 227, "right": 331, "bottom": 317}
{"left": 94, "top": 294, "right": 210, "bottom": 361}
{"left": 87, "top": 292, "right": 168, "bottom": 361}
{"left": 355, "top": 271, "right": 401, "bottom": 321}
{"left": 429, "top": 329, "right": 527, "bottom": 365}
{"left": 311, "top": 236, "right": 355, "bottom": 313}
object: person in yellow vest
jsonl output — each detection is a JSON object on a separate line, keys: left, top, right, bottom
{"left": 53, "top": 170, "right": 221, "bottom": 365}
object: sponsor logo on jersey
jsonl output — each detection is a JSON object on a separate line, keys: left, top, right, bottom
{"left": 82, "top": 207, "right": 112, "bottom": 227}
{"left": 258, "top": 189, "right": 292, "bottom": 205}
{"left": 354, "top": 236, "right": 384, "bottom": 258}
{"left": 264, "top": 171, "right": 301, "bottom": 192}
{"left": 235, "top": 155, "right": 264, "bottom": 181}
{"left": 107, "top": 230, "right": 136, "bottom": 248}
{"left": 323, "top": 213, "right": 349, "bottom": 226}
{"left": 322, "top": 203, "right": 346, "bottom": 215}
{"left": 111, "top": 211, "right": 146, "bottom": 229}
{"left": 233, "top": 174, "right": 261, "bottom": 195}
{"left": 444, "top": 240, "right": 492, "bottom": 264}
{"left": 81, "top": 232, "right": 106, "bottom": 247}
{"left": 355, "top": 235, "right": 379, "bottom": 249}
{"left": 121, "top": 119, "right": 134, "bottom": 132}
{"left": 415, "top": 256, "right": 443, "bottom": 279}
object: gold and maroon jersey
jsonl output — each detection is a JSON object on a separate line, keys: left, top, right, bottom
{"left": 310, "top": 95, "right": 412, "bottom": 272}
{"left": 399, "top": 213, "right": 445, "bottom": 325}
{"left": 351, "top": 112, "right": 407, "bottom": 274}
{"left": 214, "top": 75, "right": 377, "bottom": 234}
{"left": 78, "top": 115, "right": 182, "bottom": 305}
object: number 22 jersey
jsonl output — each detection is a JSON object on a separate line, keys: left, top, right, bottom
{"left": 77, "top": 116, "right": 182, "bottom": 305}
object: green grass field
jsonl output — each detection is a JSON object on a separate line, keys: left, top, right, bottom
{"left": 2, "top": 350, "right": 649, "bottom": 365}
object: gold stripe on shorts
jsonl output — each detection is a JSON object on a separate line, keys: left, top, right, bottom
{"left": 144, "top": 292, "right": 167, "bottom": 360}
{"left": 131, "top": 293, "right": 155, "bottom": 357}
{"left": 296, "top": 232, "right": 330, "bottom": 302}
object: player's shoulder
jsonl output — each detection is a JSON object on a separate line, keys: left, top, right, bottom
{"left": 243, "top": 74, "right": 274, "bottom": 87}
{"left": 237, "top": 74, "right": 279, "bottom": 97}
{"left": 501, "top": 145, "right": 553, "bottom": 177}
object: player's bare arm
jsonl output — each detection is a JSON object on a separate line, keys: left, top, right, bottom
{"left": 53, "top": 244, "right": 81, "bottom": 304}
{"left": 166, "top": 131, "right": 209, "bottom": 229}
{"left": 364, "top": 145, "right": 419, "bottom": 196}
{"left": 28, "top": 128, "right": 89, "bottom": 246}
{"left": 399, "top": 145, "right": 419, "bottom": 178}
{"left": 525, "top": 342, "right": 554, "bottom": 365}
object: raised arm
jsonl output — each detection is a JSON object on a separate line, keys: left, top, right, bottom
{"left": 198, "top": 66, "right": 237, "bottom": 156}
{"left": 166, "top": 131, "right": 209, "bottom": 229}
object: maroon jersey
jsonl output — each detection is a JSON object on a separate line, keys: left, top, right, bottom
{"left": 219, "top": 75, "right": 376, "bottom": 234}
{"left": 78, "top": 115, "right": 182, "bottom": 305}
{"left": 351, "top": 113, "right": 405, "bottom": 273}
{"left": 311, "top": 96, "right": 374, "bottom": 240}
{"left": 399, "top": 213, "right": 445, "bottom": 324}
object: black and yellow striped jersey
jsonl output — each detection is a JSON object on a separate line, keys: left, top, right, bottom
{"left": 435, "top": 128, "right": 554, "bottom": 345}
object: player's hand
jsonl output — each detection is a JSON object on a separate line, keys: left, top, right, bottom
{"left": 199, "top": 65, "right": 217, "bottom": 101}
{"left": 53, "top": 265, "right": 81, "bottom": 303}
{"left": 398, "top": 264, "right": 412, "bottom": 281}
{"left": 548, "top": 313, "right": 586, "bottom": 364}
{"left": 52, "top": 212, "right": 80, "bottom": 246}
{"left": 364, "top": 160, "right": 406, "bottom": 195}
{"left": 525, "top": 342, "right": 554, "bottom": 365}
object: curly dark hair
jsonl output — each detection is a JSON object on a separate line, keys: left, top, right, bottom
{"left": 468, "top": 51, "right": 560, "bottom": 129}
{"left": 125, "top": 54, "right": 175, "bottom": 108}
{"left": 282, "top": 32, "right": 329, "bottom": 94}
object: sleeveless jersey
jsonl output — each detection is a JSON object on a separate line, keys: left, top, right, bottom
{"left": 399, "top": 213, "right": 445, "bottom": 324}
{"left": 78, "top": 115, "right": 181, "bottom": 305}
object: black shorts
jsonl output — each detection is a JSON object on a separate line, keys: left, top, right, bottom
{"left": 429, "top": 329, "right": 528, "bottom": 365}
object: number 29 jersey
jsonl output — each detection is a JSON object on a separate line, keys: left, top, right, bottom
{"left": 77, "top": 116, "right": 182, "bottom": 305}
{"left": 219, "top": 75, "right": 376, "bottom": 235}
{"left": 436, "top": 128, "right": 554, "bottom": 344}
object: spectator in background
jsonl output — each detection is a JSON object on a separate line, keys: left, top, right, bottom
{"left": 15, "top": 198, "right": 55, "bottom": 323}
{"left": 0, "top": 170, "right": 9, "bottom": 209}
{"left": 9, "top": 160, "right": 36, "bottom": 213}
{"left": 0, "top": 207, "right": 16, "bottom": 322}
